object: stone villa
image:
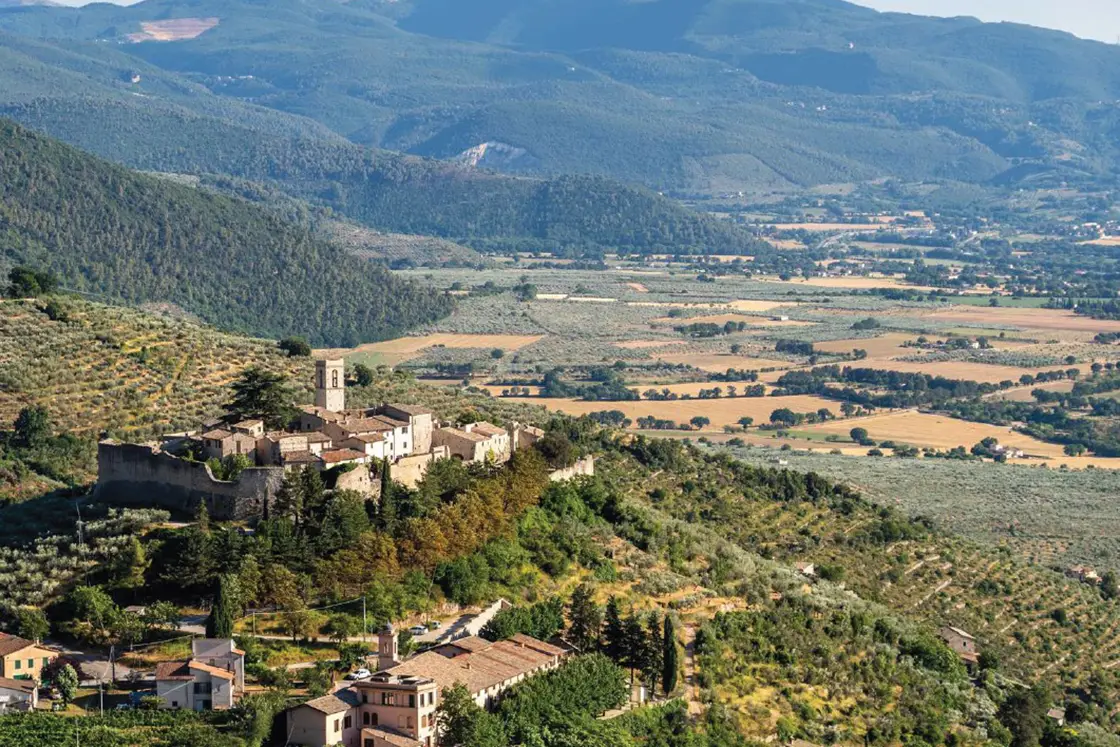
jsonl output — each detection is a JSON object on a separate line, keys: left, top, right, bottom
{"left": 286, "top": 626, "right": 566, "bottom": 747}
{"left": 97, "top": 359, "right": 551, "bottom": 520}
{"left": 0, "top": 633, "right": 56, "bottom": 683}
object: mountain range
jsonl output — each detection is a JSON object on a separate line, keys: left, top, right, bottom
{"left": 1, "top": 0, "right": 1118, "bottom": 196}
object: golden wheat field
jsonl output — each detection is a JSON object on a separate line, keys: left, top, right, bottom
{"left": 504, "top": 394, "right": 842, "bottom": 430}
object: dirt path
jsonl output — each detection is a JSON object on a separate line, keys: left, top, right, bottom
{"left": 682, "top": 624, "right": 703, "bottom": 716}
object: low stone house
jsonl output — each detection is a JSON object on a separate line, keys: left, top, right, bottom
{"left": 938, "top": 625, "right": 979, "bottom": 664}
{"left": 432, "top": 422, "right": 511, "bottom": 464}
{"left": 155, "top": 639, "right": 245, "bottom": 711}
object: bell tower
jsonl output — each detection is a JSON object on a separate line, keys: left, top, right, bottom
{"left": 315, "top": 358, "right": 346, "bottom": 413}
{"left": 378, "top": 623, "right": 400, "bottom": 671}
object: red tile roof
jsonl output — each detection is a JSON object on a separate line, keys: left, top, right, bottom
{"left": 154, "top": 661, "right": 193, "bottom": 681}
{"left": 320, "top": 449, "right": 367, "bottom": 464}
{"left": 0, "top": 634, "right": 36, "bottom": 658}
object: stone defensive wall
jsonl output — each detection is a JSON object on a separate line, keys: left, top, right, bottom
{"left": 95, "top": 440, "right": 285, "bottom": 521}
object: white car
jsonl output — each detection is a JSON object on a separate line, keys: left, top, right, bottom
{"left": 346, "top": 668, "right": 372, "bottom": 681}
{"left": 409, "top": 625, "right": 427, "bottom": 636}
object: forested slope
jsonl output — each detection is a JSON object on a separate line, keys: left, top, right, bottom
{"left": 0, "top": 120, "right": 453, "bottom": 346}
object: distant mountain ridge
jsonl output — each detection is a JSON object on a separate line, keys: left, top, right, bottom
{"left": 0, "top": 0, "right": 1117, "bottom": 193}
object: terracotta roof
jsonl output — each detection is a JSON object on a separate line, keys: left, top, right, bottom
{"left": 0, "top": 677, "right": 36, "bottom": 694}
{"left": 320, "top": 449, "right": 367, "bottom": 464}
{"left": 301, "top": 689, "right": 361, "bottom": 714}
{"left": 305, "top": 432, "right": 333, "bottom": 444}
{"left": 363, "top": 726, "right": 422, "bottom": 747}
{"left": 469, "top": 422, "right": 506, "bottom": 437}
{"left": 346, "top": 434, "right": 388, "bottom": 444}
{"left": 441, "top": 637, "right": 491, "bottom": 654}
{"left": 941, "top": 626, "right": 974, "bottom": 640}
{"left": 301, "top": 406, "right": 346, "bottom": 422}
{"left": 439, "top": 427, "right": 488, "bottom": 443}
{"left": 384, "top": 404, "right": 434, "bottom": 416}
{"left": 232, "top": 419, "right": 262, "bottom": 428}
{"left": 507, "top": 633, "right": 565, "bottom": 657}
{"left": 340, "top": 418, "right": 395, "bottom": 435}
{"left": 0, "top": 634, "right": 36, "bottom": 658}
{"left": 189, "top": 661, "right": 235, "bottom": 680}
{"left": 385, "top": 635, "right": 554, "bottom": 696}
{"left": 283, "top": 451, "right": 321, "bottom": 465}
{"left": 154, "top": 661, "right": 193, "bottom": 681}
{"left": 372, "top": 415, "right": 409, "bottom": 429}
{"left": 201, "top": 429, "right": 233, "bottom": 441}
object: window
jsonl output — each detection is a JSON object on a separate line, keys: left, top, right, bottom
{"left": 42, "top": 658, "right": 49, "bottom": 668}
{"left": 334, "top": 719, "right": 341, "bottom": 733}
{"left": 408, "top": 694, "right": 415, "bottom": 708}
{"left": 13, "top": 661, "right": 19, "bottom": 670}
{"left": 171, "top": 701, "right": 178, "bottom": 708}
{"left": 371, "top": 713, "right": 378, "bottom": 726}
{"left": 421, "top": 715, "right": 427, "bottom": 728}
{"left": 332, "top": 370, "right": 339, "bottom": 388}
{"left": 26, "top": 659, "right": 33, "bottom": 669}
{"left": 362, "top": 692, "right": 368, "bottom": 704}
{"left": 365, "top": 741, "right": 375, "bottom": 747}
{"left": 363, "top": 713, "right": 370, "bottom": 726}
{"left": 344, "top": 716, "right": 352, "bottom": 729}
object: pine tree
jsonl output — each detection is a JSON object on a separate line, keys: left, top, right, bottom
{"left": 567, "top": 583, "right": 602, "bottom": 652}
{"left": 663, "top": 615, "right": 679, "bottom": 696}
{"left": 603, "top": 596, "right": 625, "bottom": 662}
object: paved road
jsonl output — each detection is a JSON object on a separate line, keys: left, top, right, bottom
{"left": 48, "top": 641, "right": 133, "bottom": 686}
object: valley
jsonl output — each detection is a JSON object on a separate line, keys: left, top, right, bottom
{"left": 1, "top": 1, "right": 1120, "bottom": 746}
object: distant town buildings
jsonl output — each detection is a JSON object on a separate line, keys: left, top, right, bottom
{"left": 96, "top": 358, "right": 555, "bottom": 520}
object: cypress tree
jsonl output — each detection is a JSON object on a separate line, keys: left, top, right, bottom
{"left": 663, "top": 615, "right": 679, "bottom": 696}
{"left": 206, "top": 574, "right": 240, "bottom": 639}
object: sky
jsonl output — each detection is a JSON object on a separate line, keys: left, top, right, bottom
{"left": 854, "top": 0, "right": 1120, "bottom": 43}
{"left": 44, "top": 0, "right": 1120, "bottom": 44}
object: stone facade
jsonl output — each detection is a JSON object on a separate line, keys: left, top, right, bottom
{"left": 548, "top": 456, "right": 595, "bottom": 482}
{"left": 96, "top": 441, "right": 286, "bottom": 521}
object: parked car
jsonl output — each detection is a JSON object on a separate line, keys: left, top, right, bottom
{"left": 345, "top": 668, "right": 372, "bottom": 681}
{"left": 409, "top": 625, "right": 427, "bottom": 636}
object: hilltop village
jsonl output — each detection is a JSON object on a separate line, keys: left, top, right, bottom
{"left": 96, "top": 359, "right": 588, "bottom": 521}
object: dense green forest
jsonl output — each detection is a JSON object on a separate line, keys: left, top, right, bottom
{"left": 0, "top": 119, "right": 453, "bottom": 346}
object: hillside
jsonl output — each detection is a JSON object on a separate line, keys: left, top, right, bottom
{"left": 0, "top": 119, "right": 455, "bottom": 346}
{"left": 0, "top": 0, "right": 1116, "bottom": 191}
{"left": 0, "top": 33, "right": 768, "bottom": 257}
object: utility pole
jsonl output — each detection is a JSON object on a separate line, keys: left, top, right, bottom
{"left": 98, "top": 680, "right": 104, "bottom": 716}
{"left": 109, "top": 645, "right": 116, "bottom": 686}
{"left": 362, "top": 596, "right": 367, "bottom": 646}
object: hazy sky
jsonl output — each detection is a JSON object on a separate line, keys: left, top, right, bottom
{"left": 46, "top": 0, "right": 1120, "bottom": 44}
{"left": 854, "top": 0, "right": 1120, "bottom": 42}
